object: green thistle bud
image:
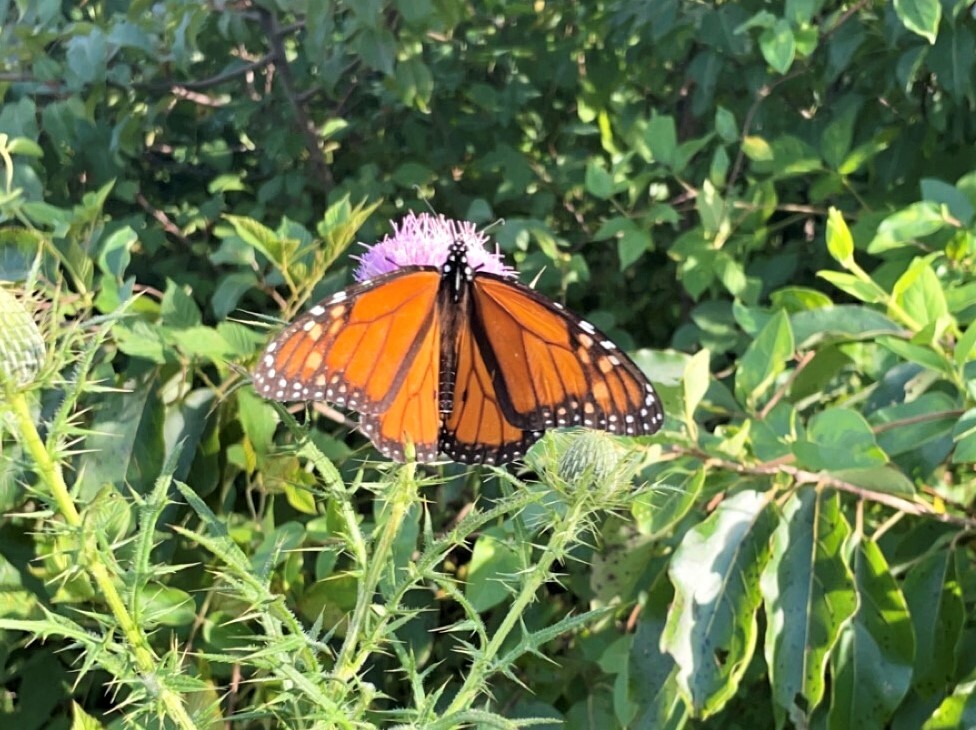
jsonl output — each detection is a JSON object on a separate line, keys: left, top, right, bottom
{"left": 0, "top": 287, "right": 45, "bottom": 388}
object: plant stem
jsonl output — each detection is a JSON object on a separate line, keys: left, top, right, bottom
{"left": 332, "top": 462, "right": 417, "bottom": 683}
{"left": 9, "top": 391, "right": 199, "bottom": 730}
{"left": 444, "top": 496, "right": 588, "bottom": 715}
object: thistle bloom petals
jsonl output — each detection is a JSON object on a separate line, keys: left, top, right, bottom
{"left": 353, "top": 212, "right": 514, "bottom": 282}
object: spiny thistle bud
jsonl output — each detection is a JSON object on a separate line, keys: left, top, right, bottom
{"left": 553, "top": 430, "right": 637, "bottom": 495}
{"left": 0, "top": 287, "right": 44, "bottom": 389}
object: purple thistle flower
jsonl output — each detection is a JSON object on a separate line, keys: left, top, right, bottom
{"left": 353, "top": 212, "right": 514, "bottom": 282}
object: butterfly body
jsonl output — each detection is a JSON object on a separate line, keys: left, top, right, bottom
{"left": 253, "top": 239, "right": 663, "bottom": 464}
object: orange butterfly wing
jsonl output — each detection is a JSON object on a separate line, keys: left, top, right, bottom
{"left": 469, "top": 275, "right": 664, "bottom": 437}
{"left": 359, "top": 310, "right": 441, "bottom": 461}
{"left": 252, "top": 269, "right": 440, "bottom": 414}
{"left": 440, "top": 313, "right": 542, "bottom": 465}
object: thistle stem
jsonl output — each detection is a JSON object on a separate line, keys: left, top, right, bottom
{"left": 9, "top": 391, "right": 198, "bottom": 730}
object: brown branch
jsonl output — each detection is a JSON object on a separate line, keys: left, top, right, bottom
{"left": 257, "top": 9, "right": 334, "bottom": 193}
{"left": 135, "top": 192, "right": 190, "bottom": 247}
{"left": 872, "top": 409, "right": 965, "bottom": 434}
{"left": 758, "top": 350, "right": 816, "bottom": 420}
{"left": 673, "top": 446, "right": 976, "bottom": 529}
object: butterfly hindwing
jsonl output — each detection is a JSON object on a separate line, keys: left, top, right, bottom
{"left": 470, "top": 275, "right": 664, "bottom": 437}
{"left": 252, "top": 268, "right": 441, "bottom": 414}
{"left": 440, "top": 313, "right": 543, "bottom": 465}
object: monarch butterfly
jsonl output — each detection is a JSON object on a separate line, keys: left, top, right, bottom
{"left": 252, "top": 213, "right": 664, "bottom": 464}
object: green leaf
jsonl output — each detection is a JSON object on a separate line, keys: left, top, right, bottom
{"left": 817, "top": 269, "right": 888, "bottom": 304}
{"left": 827, "top": 538, "right": 914, "bottom": 729}
{"left": 741, "top": 135, "right": 774, "bottom": 161}
{"left": 629, "top": 573, "right": 687, "bottom": 729}
{"left": 735, "top": 309, "right": 794, "bottom": 409}
{"left": 870, "top": 391, "right": 958, "bottom": 457}
{"left": 867, "top": 202, "right": 947, "bottom": 254}
{"left": 761, "top": 489, "right": 857, "bottom": 719}
{"left": 903, "top": 550, "right": 963, "bottom": 695}
{"left": 715, "top": 107, "right": 738, "bottom": 143}
{"left": 953, "top": 321, "right": 976, "bottom": 366}
{"left": 631, "top": 466, "right": 704, "bottom": 539}
{"left": 760, "top": 19, "right": 796, "bottom": 74}
{"left": 647, "top": 114, "right": 678, "bottom": 168}
{"left": 617, "top": 228, "right": 652, "bottom": 270}
{"left": 585, "top": 161, "right": 615, "bottom": 199}
{"left": 894, "top": 0, "right": 941, "bottom": 44}
{"left": 238, "top": 388, "right": 279, "bottom": 459}
{"left": 661, "top": 490, "right": 777, "bottom": 717}
{"left": 160, "top": 280, "right": 202, "bottom": 328}
{"left": 78, "top": 377, "right": 165, "bottom": 499}
{"left": 96, "top": 226, "right": 136, "bottom": 279}
{"left": 951, "top": 409, "right": 976, "bottom": 463}
{"left": 826, "top": 207, "right": 853, "bottom": 266}
{"left": 683, "top": 348, "right": 711, "bottom": 423}
{"left": 137, "top": 583, "right": 196, "bottom": 627}
{"left": 790, "top": 305, "right": 900, "bottom": 348}
{"left": 226, "top": 214, "right": 288, "bottom": 269}
{"left": 466, "top": 527, "right": 520, "bottom": 612}
{"left": 878, "top": 336, "right": 952, "bottom": 376}
{"left": 891, "top": 258, "right": 948, "bottom": 329}
{"left": 793, "top": 408, "right": 887, "bottom": 470}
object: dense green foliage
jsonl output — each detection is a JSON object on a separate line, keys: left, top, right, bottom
{"left": 2, "top": 0, "right": 976, "bottom": 727}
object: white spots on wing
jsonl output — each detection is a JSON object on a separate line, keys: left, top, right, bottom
{"left": 579, "top": 320, "right": 595, "bottom": 334}
{"left": 600, "top": 340, "right": 615, "bottom": 350}
{"left": 309, "top": 305, "right": 325, "bottom": 316}
{"left": 330, "top": 291, "right": 347, "bottom": 303}
{"left": 278, "top": 377, "right": 287, "bottom": 388}
{"left": 266, "top": 341, "right": 278, "bottom": 353}
{"left": 302, "top": 320, "right": 316, "bottom": 331}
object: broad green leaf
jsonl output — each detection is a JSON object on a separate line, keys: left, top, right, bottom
{"left": 922, "top": 679, "right": 976, "bottom": 729}
{"left": 226, "top": 214, "right": 288, "bottom": 269}
{"left": 921, "top": 178, "right": 974, "bottom": 225}
{"left": 891, "top": 258, "right": 948, "bottom": 329}
{"left": 951, "top": 409, "right": 976, "bottom": 463}
{"left": 618, "top": 228, "right": 652, "bottom": 270}
{"left": 870, "top": 391, "right": 958, "bottom": 457}
{"left": 867, "top": 202, "right": 947, "bottom": 254}
{"left": 826, "top": 466, "right": 915, "bottom": 496}
{"left": 661, "top": 490, "right": 777, "bottom": 717}
{"left": 827, "top": 538, "right": 914, "bottom": 730}
{"left": 894, "top": 0, "right": 940, "bottom": 44}
{"left": 466, "top": 527, "right": 520, "bottom": 612}
{"left": 96, "top": 225, "right": 136, "bottom": 279}
{"left": 826, "top": 207, "right": 853, "bottom": 266}
{"left": 761, "top": 489, "right": 857, "bottom": 720}
{"left": 741, "top": 135, "right": 774, "bottom": 161}
{"left": 585, "top": 161, "right": 615, "bottom": 199}
{"left": 715, "top": 107, "right": 738, "bottom": 143}
{"left": 817, "top": 270, "right": 887, "bottom": 303}
{"left": 903, "top": 550, "right": 964, "bottom": 695}
{"left": 647, "top": 113, "right": 678, "bottom": 168}
{"left": 683, "top": 348, "right": 711, "bottom": 423}
{"left": 760, "top": 19, "right": 796, "bottom": 74}
{"left": 878, "top": 336, "right": 952, "bottom": 376}
{"left": 71, "top": 701, "right": 107, "bottom": 730}
{"left": 794, "top": 408, "right": 887, "bottom": 470}
{"left": 78, "top": 377, "right": 165, "bottom": 499}
{"left": 136, "top": 583, "right": 196, "bottom": 627}
{"left": 631, "top": 466, "right": 704, "bottom": 539}
{"left": 591, "top": 517, "right": 659, "bottom": 604}
{"left": 697, "top": 179, "right": 727, "bottom": 239}
{"left": 954, "top": 321, "right": 976, "bottom": 365}
{"left": 735, "top": 309, "right": 794, "bottom": 409}
{"left": 629, "top": 571, "right": 687, "bottom": 729}
{"left": 790, "top": 305, "right": 900, "bottom": 348}
{"left": 160, "top": 279, "right": 202, "bottom": 328}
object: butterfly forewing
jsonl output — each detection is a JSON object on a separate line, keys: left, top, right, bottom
{"left": 470, "top": 275, "right": 664, "bottom": 437}
{"left": 360, "top": 309, "right": 442, "bottom": 462}
{"left": 252, "top": 268, "right": 441, "bottom": 414}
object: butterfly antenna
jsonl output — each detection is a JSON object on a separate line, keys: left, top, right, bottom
{"left": 414, "top": 185, "right": 437, "bottom": 214}
{"left": 481, "top": 217, "right": 506, "bottom": 235}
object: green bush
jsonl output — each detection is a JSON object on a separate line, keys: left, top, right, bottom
{"left": 2, "top": 0, "right": 975, "bottom": 727}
